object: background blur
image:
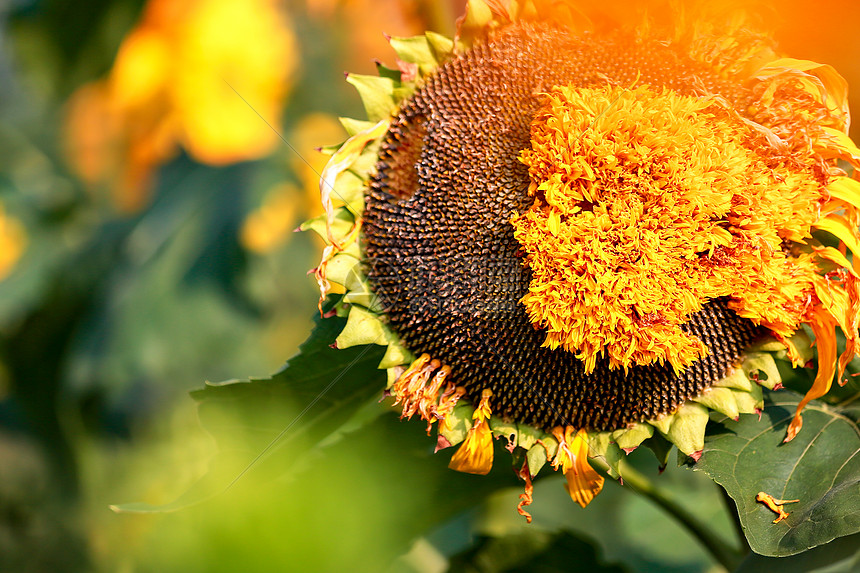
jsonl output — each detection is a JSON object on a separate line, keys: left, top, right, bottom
{"left": 0, "top": 1, "right": 858, "bottom": 571}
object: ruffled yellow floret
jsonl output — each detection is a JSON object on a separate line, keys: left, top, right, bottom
{"left": 512, "top": 84, "right": 826, "bottom": 373}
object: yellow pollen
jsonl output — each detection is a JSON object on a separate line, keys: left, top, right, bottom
{"left": 512, "top": 84, "right": 825, "bottom": 372}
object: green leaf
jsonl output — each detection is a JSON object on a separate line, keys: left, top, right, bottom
{"left": 735, "top": 532, "right": 860, "bottom": 573}
{"left": 112, "top": 299, "right": 386, "bottom": 512}
{"left": 693, "top": 389, "right": 860, "bottom": 557}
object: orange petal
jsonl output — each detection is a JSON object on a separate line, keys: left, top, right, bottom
{"left": 516, "top": 462, "right": 534, "bottom": 523}
{"left": 785, "top": 307, "right": 838, "bottom": 442}
{"left": 756, "top": 491, "right": 798, "bottom": 524}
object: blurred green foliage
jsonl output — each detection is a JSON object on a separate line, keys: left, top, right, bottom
{"left": 1, "top": 1, "right": 859, "bottom": 572}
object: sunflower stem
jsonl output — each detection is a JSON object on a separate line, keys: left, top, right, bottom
{"left": 593, "top": 458, "right": 745, "bottom": 571}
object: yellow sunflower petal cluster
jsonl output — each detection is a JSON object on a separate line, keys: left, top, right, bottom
{"left": 512, "top": 85, "right": 825, "bottom": 374}
{"left": 65, "top": 0, "right": 297, "bottom": 212}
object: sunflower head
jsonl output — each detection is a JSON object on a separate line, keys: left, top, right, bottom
{"left": 308, "top": 0, "right": 860, "bottom": 515}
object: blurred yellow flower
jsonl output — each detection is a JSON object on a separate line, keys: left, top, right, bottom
{"left": 240, "top": 113, "right": 344, "bottom": 254}
{"left": 240, "top": 183, "right": 299, "bottom": 254}
{"left": 0, "top": 204, "right": 26, "bottom": 281}
{"left": 65, "top": 0, "right": 298, "bottom": 212}
{"left": 287, "top": 113, "right": 346, "bottom": 219}
{"left": 305, "top": 0, "right": 428, "bottom": 74}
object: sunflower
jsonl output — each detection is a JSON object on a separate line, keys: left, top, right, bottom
{"left": 305, "top": 0, "right": 860, "bottom": 520}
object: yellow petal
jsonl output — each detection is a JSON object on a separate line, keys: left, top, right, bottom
{"left": 752, "top": 58, "right": 849, "bottom": 131}
{"left": 563, "top": 429, "right": 604, "bottom": 508}
{"left": 813, "top": 214, "right": 860, "bottom": 261}
{"left": 826, "top": 176, "right": 860, "bottom": 213}
{"left": 448, "top": 419, "right": 494, "bottom": 475}
{"left": 819, "top": 127, "right": 860, "bottom": 167}
{"left": 448, "top": 390, "right": 495, "bottom": 475}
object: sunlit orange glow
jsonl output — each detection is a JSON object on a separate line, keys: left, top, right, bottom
{"left": 65, "top": 0, "right": 297, "bottom": 212}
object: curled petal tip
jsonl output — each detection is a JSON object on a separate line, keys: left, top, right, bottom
{"left": 784, "top": 415, "right": 802, "bottom": 443}
{"left": 435, "top": 434, "right": 452, "bottom": 453}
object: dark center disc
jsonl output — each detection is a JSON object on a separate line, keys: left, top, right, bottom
{"left": 363, "top": 23, "right": 765, "bottom": 431}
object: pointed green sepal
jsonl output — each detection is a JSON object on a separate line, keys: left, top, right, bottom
{"left": 526, "top": 438, "right": 555, "bottom": 477}
{"left": 588, "top": 432, "right": 624, "bottom": 479}
{"left": 693, "top": 386, "right": 741, "bottom": 420}
{"left": 389, "top": 34, "right": 440, "bottom": 76}
{"left": 334, "top": 170, "right": 367, "bottom": 216}
{"left": 712, "top": 364, "right": 753, "bottom": 392}
{"left": 648, "top": 413, "right": 675, "bottom": 435}
{"left": 324, "top": 253, "right": 360, "bottom": 289}
{"left": 348, "top": 141, "right": 383, "bottom": 175}
{"left": 335, "top": 306, "right": 388, "bottom": 348}
{"left": 341, "top": 241, "right": 361, "bottom": 259}
{"left": 663, "top": 402, "right": 709, "bottom": 456}
{"left": 392, "top": 86, "right": 417, "bottom": 103}
{"left": 346, "top": 74, "right": 397, "bottom": 122}
{"left": 340, "top": 117, "right": 378, "bottom": 137}
{"left": 515, "top": 423, "right": 542, "bottom": 452}
{"left": 378, "top": 340, "right": 413, "bottom": 369}
{"left": 439, "top": 403, "right": 474, "bottom": 448}
{"left": 317, "top": 143, "right": 341, "bottom": 156}
{"left": 760, "top": 329, "right": 814, "bottom": 365}
{"left": 342, "top": 276, "right": 383, "bottom": 311}
{"left": 300, "top": 208, "right": 356, "bottom": 244}
{"left": 611, "top": 422, "right": 655, "bottom": 452}
{"left": 642, "top": 433, "right": 674, "bottom": 469}
{"left": 489, "top": 416, "right": 518, "bottom": 445}
{"left": 741, "top": 351, "right": 782, "bottom": 390}
{"left": 425, "top": 31, "right": 454, "bottom": 62}
{"left": 334, "top": 299, "right": 351, "bottom": 318}
{"left": 731, "top": 384, "right": 763, "bottom": 415}
{"left": 748, "top": 336, "right": 788, "bottom": 353}
{"left": 375, "top": 61, "right": 402, "bottom": 81}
